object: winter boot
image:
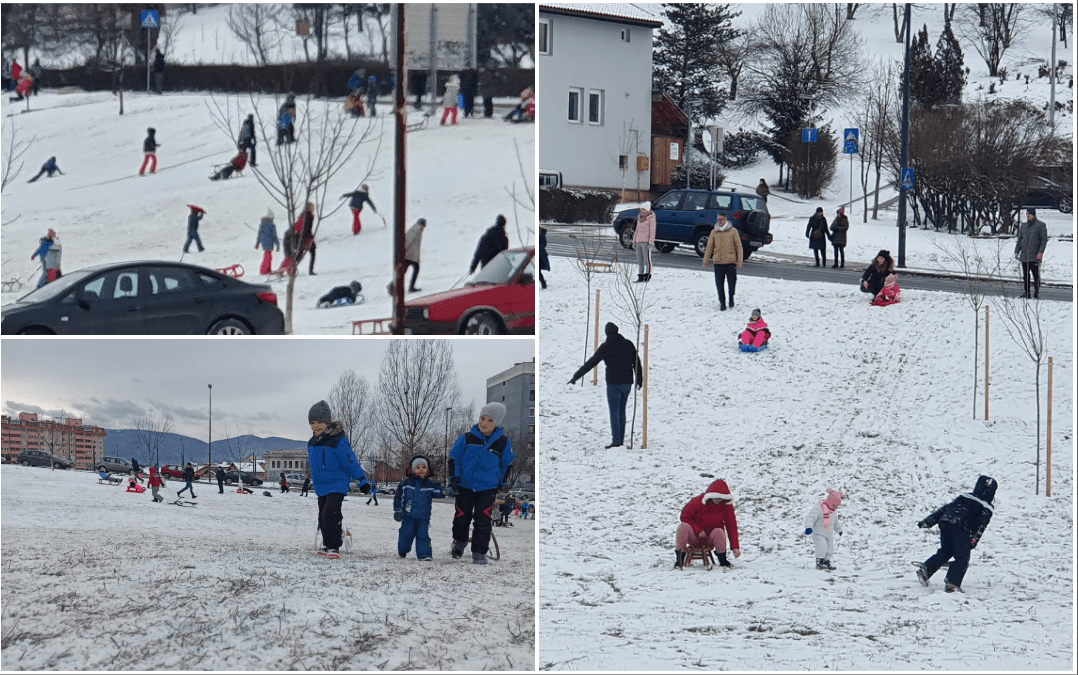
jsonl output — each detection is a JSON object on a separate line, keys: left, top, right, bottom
{"left": 822, "top": 559, "right": 835, "bottom": 571}
{"left": 644, "top": 273, "right": 652, "bottom": 282}
{"left": 915, "top": 562, "right": 931, "bottom": 587}
{"left": 717, "top": 552, "right": 733, "bottom": 568}
{"left": 635, "top": 274, "right": 644, "bottom": 283}
{"left": 944, "top": 580, "right": 961, "bottom": 593}
{"left": 674, "top": 550, "right": 686, "bottom": 570}
{"left": 451, "top": 540, "right": 466, "bottom": 559}
{"left": 472, "top": 551, "right": 488, "bottom": 565}
{"left": 816, "top": 558, "right": 829, "bottom": 570}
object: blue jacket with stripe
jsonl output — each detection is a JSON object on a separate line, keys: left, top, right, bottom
{"left": 306, "top": 422, "right": 368, "bottom": 496}
{"left": 394, "top": 458, "right": 447, "bottom": 520}
{"left": 448, "top": 425, "right": 514, "bottom": 492}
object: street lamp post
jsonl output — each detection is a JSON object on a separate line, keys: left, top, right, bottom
{"left": 897, "top": 2, "right": 911, "bottom": 268}
{"left": 443, "top": 407, "right": 453, "bottom": 484}
{"left": 208, "top": 384, "right": 212, "bottom": 471}
{"left": 686, "top": 99, "right": 702, "bottom": 190}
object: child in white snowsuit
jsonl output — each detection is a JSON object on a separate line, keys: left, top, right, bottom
{"left": 804, "top": 488, "right": 844, "bottom": 570}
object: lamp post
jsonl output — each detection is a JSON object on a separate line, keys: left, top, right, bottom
{"left": 685, "top": 99, "right": 702, "bottom": 189}
{"left": 207, "top": 384, "right": 212, "bottom": 471}
{"left": 443, "top": 407, "right": 453, "bottom": 483}
{"left": 897, "top": 2, "right": 911, "bottom": 268}
{"left": 707, "top": 125, "right": 723, "bottom": 191}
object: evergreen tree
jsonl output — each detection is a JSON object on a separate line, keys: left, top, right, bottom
{"left": 652, "top": 3, "right": 741, "bottom": 121}
{"left": 935, "top": 20, "right": 966, "bottom": 106}
{"left": 908, "top": 25, "right": 940, "bottom": 109}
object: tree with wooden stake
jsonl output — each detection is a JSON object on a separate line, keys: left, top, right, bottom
{"left": 932, "top": 237, "right": 1003, "bottom": 418}
{"left": 569, "top": 234, "right": 607, "bottom": 382}
{"left": 992, "top": 289, "right": 1048, "bottom": 495}
{"left": 610, "top": 257, "right": 654, "bottom": 449}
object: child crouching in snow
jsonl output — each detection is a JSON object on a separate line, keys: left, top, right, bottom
{"left": 394, "top": 455, "right": 448, "bottom": 560}
{"left": 739, "top": 308, "right": 771, "bottom": 351}
{"left": 675, "top": 479, "right": 741, "bottom": 569}
{"left": 804, "top": 488, "right": 844, "bottom": 570}
{"left": 915, "top": 475, "right": 996, "bottom": 593}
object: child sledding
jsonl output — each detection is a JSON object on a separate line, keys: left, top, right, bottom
{"left": 870, "top": 273, "right": 902, "bottom": 306}
{"left": 738, "top": 308, "right": 771, "bottom": 352}
{"left": 316, "top": 281, "right": 364, "bottom": 308}
{"left": 210, "top": 147, "right": 248, "bottom": 181}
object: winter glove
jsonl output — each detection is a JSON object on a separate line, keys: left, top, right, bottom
{"left": 567, "top": 377, "right": 577, "bottom": 385}
{"left": 917, "top": 519, "right": 930, "bottom": 529}
{"left": 394, "top": 511, "right": 404, "bottom": 522}
{"left": 444, "top": 486, "right": 458, "bottom": 497}
{"left": 970, "top": 537, "right": 978, "bottom": 547}
{"left": 359, "top": 483, "right": 371, "bottom": 494}
{"left": 805, "top": 528, "right": 812, "bottom": 535}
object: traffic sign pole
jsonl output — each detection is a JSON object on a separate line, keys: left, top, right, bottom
{"left": 146, "top": 27, "right": 151, "bottom": 92}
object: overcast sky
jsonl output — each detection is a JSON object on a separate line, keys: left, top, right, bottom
{"left": 2, "top": 339, "right": 534, "bottom": 439}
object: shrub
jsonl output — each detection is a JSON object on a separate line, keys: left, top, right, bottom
{"left": 717, "top": 129, "right": 765, "bottom": 168}
{"left": 539, "top": 187, "right": 620, "bottom": 224}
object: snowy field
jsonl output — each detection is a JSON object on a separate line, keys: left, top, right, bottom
{"left": 0, "top": 464, "right": 534, "bottom": 671}
{"left": 535, "top": 256, "right": 1073, "bottom": 671}
{"left": 0, "top": 90, "right": 535, "bottom": 334}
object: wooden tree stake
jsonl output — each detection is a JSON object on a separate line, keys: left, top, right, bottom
{"left": 643, "top": 324, "right": 650, "bottom": 449}
{"left": 984, "top": 305, "right": 990, "bottom": 421}
{"left": 593, "top": 289, "right": 601, "bottom": 386}
{"left": 1046, "top": 356, "right": 1053, "bottom": 497}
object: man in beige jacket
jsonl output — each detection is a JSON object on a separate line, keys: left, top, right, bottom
{"left": 702, "top": 212, "right": 743, "bottom": 311}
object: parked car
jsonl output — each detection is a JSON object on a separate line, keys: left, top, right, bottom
{"left": 220, "top": 470, "right": 263, "bottom": 487}
{"left": 283, "top": 472, "right": 307, "bottom": 486}
{"left": 1, "top": 261, "right": 286, "bottom": 335}
{"left": 612, "top": 189, "right": 773, "bottom": 259}
{"left": 96, "top": 456, "right": 133, "bottom": 474}
{"left": 1017, "top": 176, "right": 1073, "bottom": 214}
{"left": 160, "top": 464, "right": 200, "bottom": 480}
{"left": 17, "top": 450, "right": 73, "bottom": 469}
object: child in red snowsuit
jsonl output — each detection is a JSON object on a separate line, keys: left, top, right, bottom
{"left": 210, "top": 148, "right": 247, "bottom": 181}
{"left": 739, "top": 308, "right": 771, "bottom": 350}
{"left": 871, "top": 273, "right": 901, "bottom": 306}
{"left": 148, "top": 466, "right": 165, "bottom": 502}
{"left": 675, "top": 479, "right": 741, "bottom": 568}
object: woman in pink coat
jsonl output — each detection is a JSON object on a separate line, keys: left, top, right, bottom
{"left": 739, "top": 308, "right": 771, "bottom": 351}
{"left": 634, "top": 202, "right": 656, "bottom": 283}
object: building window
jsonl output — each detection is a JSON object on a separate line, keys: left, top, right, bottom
{"left": 620, "top": 28, "right": 631, "bottom": 43}
{"left": 588, "top": 90, "right": 604, "bottom": 125}
{"left": 528, "top": 425, "right": 535, "bottom": 435}
{"left": 568, "top": 87, "right": 583, "bottom": 123}
{"left": 528, "top": 407, "right": 534, "bottom": 419}
{"left": 529, "top": 390, "right": 535, "bottom": 401}
{"left": 670, "top": 142, "right": 680, "bottom": 161}
{"left": 538, "top": 19, "right": 551, "bottom": 55}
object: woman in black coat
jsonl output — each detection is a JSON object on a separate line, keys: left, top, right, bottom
{"left": 860, "top": 249, "right": 894, "bottom": 299}
{"left": 539, "top": 227, "right": 550, "bottom": 289}
{"left": 805, "top": 207, "right": 830, "bottom": 267}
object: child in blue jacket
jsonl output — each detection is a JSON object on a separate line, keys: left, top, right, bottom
{"left": 447, "top": 402, "right": 515, "bottom": 565}
{"left": 394, "top": 455, "right": 448, "bottom": 560}
{"left": 306, "top": 400, "right": 369, "bottom": 559}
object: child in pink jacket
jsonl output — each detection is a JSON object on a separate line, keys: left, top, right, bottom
{"left": 804, "top": 488, "right": 844, "bottom": 570}
{"left": 634, "top": 203, "right": 656, "bottom": 283}
{"left": 739, "top": 308, "right": 771, "bottom": 351}
{"left": 871, "top": 273, "right": 901, "bottom": 306}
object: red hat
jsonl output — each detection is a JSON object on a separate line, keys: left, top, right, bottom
{"left": 703, "top": 479, "right": 733, "bottom": 503}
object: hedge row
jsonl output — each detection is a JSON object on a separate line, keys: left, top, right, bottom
{"left": 539, "top": 188, "right": 620, "bottom": 225}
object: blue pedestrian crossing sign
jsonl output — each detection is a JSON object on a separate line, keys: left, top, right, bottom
{"left": 843, "top": 128, "right": 859, "bottom": 154}
{"left": 901, "top": 168, "right": 915, "bottom": 190}
{"left": 141, "top": 10, "right": 160, "bottom": 29}
{"left": 802, "top": 128, "right": 818, "bottom": 143}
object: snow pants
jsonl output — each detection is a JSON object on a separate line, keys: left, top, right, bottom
{"left": 812, "top": 531, "right": 836, "bottom": 559}
{"left": 36, "top": 264, "right": 48, "bottom": 288}
{"left": 151, "top": 485, "right": 163, "bottom": 502}
{"left": 606, "top": 383, "right": 632, "bottom": 445}
{"left": 452, "top": 487, "right": 497, "bottom": 554}
{"left": 636, "top": 244, "right": 652, "bottom": 276}
{"left": 139, "top": 152, "right": 157, "bottom": 175}
{"left": 404, "top": 259, "right": 420, "bottom": 290}
{"left": 398, "top": 515, "right": 432, "bottom": 559}
{"left": 351, "top": 208, "right": 363, "bottom": 235}
{"left": 183, "top": 232, "right": 204, "bottom": 253}
{"left": 923, "top": 522, "right": 973, "bottom": 587}
{"left": 740, "top": 329, "right": 769, "bottom": 348}
{"left": 259, "top": 249, "right": 274, "bottom": 275}
{"left": 675, "top": 522, "right": 729, "bottom": 553}
{"left": 440, "top": 105, "right": 458, "bottom": 125}
{"left": 317, "top": 492, "right": 346, "bottom": 550}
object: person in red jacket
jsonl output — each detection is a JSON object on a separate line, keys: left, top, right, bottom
{"left": 210, "top": 147, "right": 248, "bottom": 181}
{"left": 148, "top": 466, "right": 165, "bottom": 503}
{"left": 675, "top": 478, "right": 741, "bottom": 569}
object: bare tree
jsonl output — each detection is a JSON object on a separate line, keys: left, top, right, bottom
{"left": 1, "top": 118, "right": 33, "bottom": 193}
{"left": 854, "top": 60, "right": 900, "bottom": 222}
{"left": 503, "top": 139, "right": 536, "bottom": 248}
{"left": 328, "top": 370, "right": 375, "bottom": 467}
{"left": 614, "top": 120, "right": 638, "bottom": 202}
{"left": 227, "top": 4, "right": 283, "bottom": 66}
{"left": 956, "top": 3, "right": 1026, "bottom": 77}
{"left": 569, "top": 235, "right": 607, "bottom": 376}
{"left": 499, "top": 426, "right": 534, "bottom": 492}
{"left": 610, "top": 259, "right": 654, "bottom": 449}
{"left": 132, "top": 411, "right": 175, "bottom": 467}
{"left": 37, "top": 411, "right": 73, "bottom": 471}
{"left": 218, "top": 422, "right": 260, "bottom": 476}
{"left": 891, "top": 2, "right": 910, "bottom": 43}
{"left": 376, "top": 341, "right": 460, "bottom": 460}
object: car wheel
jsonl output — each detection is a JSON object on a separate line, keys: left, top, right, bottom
{"left": 693, "top": 230, "right": 711, "bottom": 258}
{"left": 463, "top": 311, "right": 504, "bottom": 335}
{"left": 655, "top": 242, "right": 676, "bottom": 253}
{"left": 617, "top": 222, "right": 636, "bottom": 249}
{"left": 208, "top": 319, "right": 251, "bottom": 335}
{"left": 1059, "top": 196, "right": 1073, "bottom": 214}
{"left": 19, "top": 327, "right": 54, "bottom": 335}
{"left": 742, "top": 245, "right": 755, "bottom": 260}
{"left": 21, "top": 460, "right": 31, "bottom": 467}
{"left": 225, "top": 478, "right": 234, "bottom": 486}
{"left": 53, "top": 462, "right": 64, "bottom": 469}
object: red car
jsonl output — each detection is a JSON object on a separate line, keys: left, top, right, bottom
{"left": 356, "top": 247, "right": 535, "bottom": 335}
{"left": 160, "top": 464, "right": 199, "bottom": 480}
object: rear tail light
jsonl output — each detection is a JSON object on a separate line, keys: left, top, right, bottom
{"left": 732, "top": 211, "right": 743, "bottom": 221}
{"left": 256, "top": 291, "right": 278, "bottom": 306}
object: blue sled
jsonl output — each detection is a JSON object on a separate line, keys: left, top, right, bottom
{"left": 738, "top": 343, "right": 769, "bottom": 353}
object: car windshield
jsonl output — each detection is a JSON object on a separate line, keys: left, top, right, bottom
{"left": 15, "top": 268, "right": 97, "bottom": 303}
{"left": 467, "top": 250, "right": 530, "bottom": 286}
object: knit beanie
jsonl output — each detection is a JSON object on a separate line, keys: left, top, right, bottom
{"left": 479, "top": 402, "right": 506, "bottom": 427}
{"left": 751, "top": 308, "right": 762, "bottom": 320}
{"left": 410, "top": 456, "right": 429, "bottom": 474}
{"left": 824, "top": 488, "right": 844, "bottom": 509}
{"left": 308, "top": 400, "right": 333, "bottom": 424}
{"left": 837, "top": 207, "right": 845, "bottom": 215}
{"left": 264, "top": 208, "right": 274, "bottom": 220}
{"left": 1027, "top": 208, "right": 1037, "bottom": 216}
{"left": 496, "top": 214, "right": 507, "bottom": 227}
{"left": 641, "top": 201, "right": 652, "bottom": 211}
{"left": 815, "top": 207, "right": 824, "bottom": 213}
{"left": 605, "top": 322, "right": 619, "bottom": 337}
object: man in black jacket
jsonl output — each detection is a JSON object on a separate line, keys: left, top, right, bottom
{"left": 468, "top": 215, "right": 509, "bottom": 275}
{"left": 177, "top": 462, "right": 197, "bottom": 499}
{"left": 216, "top": 467, "right": 225, "bottom": 494}
{"left": 568, "top": 322, "right": 644, "bottom": 448}
{"left": 914, "top": 475, "right": 997, "bottom": 592}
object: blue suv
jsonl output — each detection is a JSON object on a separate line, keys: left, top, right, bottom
{"left": 613, "top": 188, "right": 773, "bottom": 259}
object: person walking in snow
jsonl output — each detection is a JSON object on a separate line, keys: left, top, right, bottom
{"left": 30, "top": 228, "right": 57, "bottom": 288}
{"left": 301, "top": 474, "right": 311, "bottom": 497}
{"left": 634, "top": 202, "right": 656, "bottom": 283}
{"left": 365, "top": 75, "right": 378, "bottom": 116}
{"left": 183, "top": 205, "right": 206, "bottom": 254}
{"left": 520, "top": 500, "right": 530, "bottom": 520}
{"left": 460, "top": 69, "right": 478, "bottom": 117}
{"left": 447, "top": 403, "right": 514, "bottom": 565}
{"left": 738, "top": 308, "right": 771, "bottom": 351}
{"left": 277, "top": 95, "right": 296, "bottom": 145}
{"left": 829, "top": 207, "right": 849, "bottom": 269}
{"left": 675, "top": 479, "right": 741, "bottom": 569}
{"left": 403, "top": 217, "right": 426, "bottom": 292}
{"left": 498, "top": 495, "right": 515, "bottom": 526}
{"left": 255, "top": 209, "right": 280, "bottom": 275}
{"left": 238, "top": 113, "right": 257, "bottom": 167}
{"left": 394, "top": 455, "right": 449, "bottom": 560}
{"left": 152, "top": 48, "right": 165, "bottom": 94}
{"left": 130, "top": 457, "right": 144, "bottom": 484}
{"left": 1014, "top": 208, "right": 1048, "bottom": 299}
{"left": 307, "top": 400, "right": 370, "bottom": 559}
{"left": 176, "top": 463, "right": 197, "bottom": 499}
{"left": 756, "top": 178, "right": 770, "bottom": 202}
{"left": 860, "top": 250, "right": 894, "bottom": 301}
{"left": 139, "top": 127, "right": 159, "bottom": 176}
{"left": 915, "top": 475, "right": 997, "bottom": 593}
{"left": 148, "top": 466, "right": 165, "bottom": 502}
{"left": 568, "top": 322, "right": 643, "bottom": 449}
{"left": 702, "top": 211, "right": 743, "bottom": 311}
{"left": 539, "top": 227, "right": 550, "bottom": 289}
{"left": 469, "top": 215, "right": 510, "bottom": 275}
{"left": 341, "top": 184, "right": 379, "bottom": 235}
{"left": 440, "top": 74, "right": 460, "bottom": 126}
{"left": 294, "top": 202, "right": 317, "bottom": 275}
{"left": 29, "top": 58, "right": 42, "bottom": 95}
{"left": 366, "top": 481, "right": 379, "bottom": 506}
{"left": 806, "top": 207, "right": 830, "bottom": 267}
{"left": 27, "top": 156, "right": 63, "bottom": 183}
{"left": 279, "top": 472, "right": 290, "bottom": 493}
{"left": 804, "top": 488, "right": 844, "bottom": 570}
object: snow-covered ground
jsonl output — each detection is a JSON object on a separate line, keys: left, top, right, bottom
{"left": 535, "top": 256, "right": 1073, "bottom": 670}
{"left": 0, "top": 464, "right": 534, "bottom": 671}
{"left": 1, "top": 90, "right": 535, "bottom": 334}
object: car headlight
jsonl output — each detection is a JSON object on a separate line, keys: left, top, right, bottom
{"left": 422, "top": 308, "right": 430, "bottom": 320}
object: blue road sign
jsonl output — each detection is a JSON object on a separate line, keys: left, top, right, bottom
{"left": 901, "top": 168, "right": 915, "bottom": 190}
{"left": 843, "top": 128, "right": 859, "bottom": 154}
{"left": 802, "top": 128, "right": 818, "bottom": 143}
{"left": 141, "top": 10, "right": 160, "bottom": 29}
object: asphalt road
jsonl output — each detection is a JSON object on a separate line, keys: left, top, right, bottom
{"left": 544, "top": 229, "right": 1073, "bottom": 303}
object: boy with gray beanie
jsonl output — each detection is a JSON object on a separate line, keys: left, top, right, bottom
{"left": 306, "top": 400, "right": 370, "bottom": 559}
{"left": 447, "top": 402, "right": 515, "bottom": 564}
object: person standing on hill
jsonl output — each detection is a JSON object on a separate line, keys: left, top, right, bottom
{"left": 568, "top": 322, "right": 644, "bottom": 449}
{"left": 238, "top": 113, "right": 257, "bottom": 167}
{"left": 152, "top": 48, "right": 165, "bottom": 94}
{"left": 756, "top": 178, "right": 770, "bottom": 202}
{"left": 148, "top": 466, "right": 165, "bottom": 502}
{"left": 702, "top": 212, "right": 743, "bottom": 311}
{"left": 29, "top": 58, "right": 42, "bottom": 95}
{"left": 366, "top": 75, "right": 378, "bottom": 116}
{"left": 440, "top": 74, "right": 460, "bottom": 126}
{"left": 255, "top": 209, "right": 280, "bottom": 275}
{"left": 829, "top": 207, "right": 849, "bottom": 269}
{"left": 139, "top": 127, "right": 158, "bottom": 176}
{"left": 183, "top": 205, "right": 206, "bottom": 254}
{"left": 1014, "top": 208, "right": 1048, "bottom": 299}
{"left": 806, "top": 207, "right": 830, "bottom": 267}
{"left": 460, "top": 69, "right": 478, "bottom": 118}
{"left": 307, "top": 400, "right": 370, "bottom": 559}
{"left": 539, "top": 227, "right": 550, "bottom": 289}
{"left": 216, "top": 467, "right": 225, "bottom": 494}
{"left": 30, "top": 229, "right": 56, "bottom": 288}
{"left": 341, "top": 184, "right": 378, "bottom": 235}
{"left": 469, "top": 215, "right": 509, "bottom": 274}
{"left": 634, "top": 202, "right": 656, "bottom": 283}
{"left": 403, "top": 217, "right": 427, "bottom": 292}
{"left": 294, "top": 202, "right": 317, "bottom": 275}
{"left": 478, "top": 67, "right": 495, "bottom": 118}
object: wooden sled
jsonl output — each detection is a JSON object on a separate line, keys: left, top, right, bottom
{"left": 352, "top": 318, "right": 392, "bottom": 335}
{"left": 683, "top": 546, "right": 715, "bottom": 570}
{"left": 216, "top": 264, "right": 244, "bottom": 279}
{"left": 585, "top": 261, "right": 614, "bottom": 273}
{"left": 2, "top": 278, "right": 23, "bottom": 293}
{"left": 407, "top": 110, "right": 435, "bottom": 132}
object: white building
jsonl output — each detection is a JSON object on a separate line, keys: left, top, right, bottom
{"left": 538, "top": 3, "right": 663, "bottom": 199}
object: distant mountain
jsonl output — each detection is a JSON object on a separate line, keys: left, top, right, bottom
{"left": 104, "top": 429, "right": 306, "bottom": 466}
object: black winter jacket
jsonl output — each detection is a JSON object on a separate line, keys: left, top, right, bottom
{"left": 143, "top": 132, "right": 158, "bottom": 153}
{"left": 861, "top": 263, "right": 889, "bottom": 291}
{"left": 470, "top": 225, "right": 509, "bottom": 273}
{"left": 572, "top": 332, "right": 643, "bottom": 386}
{"left": 182, "top": 466, "right": 195, "bottom": 482}
{"left": 806, "top": 214, "right": 830, "bottom": 250}
{"left": 920, "top": 476, "right": 997, "bottom": 547}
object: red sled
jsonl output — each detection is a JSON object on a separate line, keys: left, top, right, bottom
{"left": 186, "top": 204, "right": 207, "bottom": 214}
{"left": 126, "top": 483, "right": 146, "bottom": 493}
{"left": 216, "top": 264, "right": 245, "bottom": 279}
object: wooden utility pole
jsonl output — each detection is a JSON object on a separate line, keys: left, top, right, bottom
{"left": 592, "top": 289, "right": 601, "bottom": 385}
{"left": 1046, "top": 356, "right": 1054, "bottom": 497}
{"left": 392, "top": 4, "right": 407, "bottom": 334}
{"left": 642, "top": 324, "right": 650, "bottom": 449}
{"left": 984, "top": 305, "right": 990, "bottom": 420}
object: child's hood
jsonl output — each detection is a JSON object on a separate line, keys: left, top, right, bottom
{"left": 971, "top": 475, "right": 997, "bottom": 504}
{"left": 702, "top": 479, "right": 733, "bottom": 503}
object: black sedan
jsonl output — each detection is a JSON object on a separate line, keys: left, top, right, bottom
{"left": 221, "top": 471, "right": 264, "bottom": 487}
{"left": 1, "top": 261, "right": 285, "bottom": 335}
